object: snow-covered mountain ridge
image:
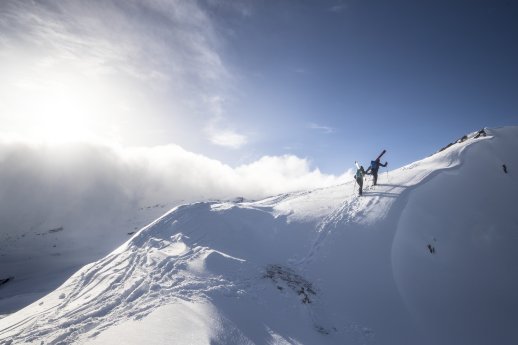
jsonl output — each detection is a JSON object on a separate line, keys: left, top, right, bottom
{"left": 1, "top": 126, "right": 517, "bottom": 345}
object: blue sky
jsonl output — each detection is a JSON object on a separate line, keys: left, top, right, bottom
{"left": 1, "top": 0, "right": 517, "bottom": 174}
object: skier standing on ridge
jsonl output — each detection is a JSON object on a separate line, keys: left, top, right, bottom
{"left": 365, "top": 150, "right": 388, "bottom": 186}
{"left": 354, "top": 162, "right": 366, "bottom": 196}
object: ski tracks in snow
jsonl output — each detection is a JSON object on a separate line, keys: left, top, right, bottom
{"left": 300, "top": 190, "right": 382, "bottom": 268}
{"left": 1, "top": 226, "right": 246, "bottom": 344}
{"left": 300, "top": 132, "right": 490, "bottom": 270}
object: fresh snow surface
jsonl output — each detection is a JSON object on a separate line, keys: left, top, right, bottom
{"left": 1, "top": 126, "right": 517, "bottom": 345}
{"left": 0, "top": 201, "right": 181, "bottom": 317}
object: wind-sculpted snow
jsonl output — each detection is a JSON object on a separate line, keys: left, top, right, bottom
{"left": 3, "top": 225, "right": 237, "bottom": 343}
{"left": 1, "top": 127, "right": 517, "bottom": 345}
{"left": 392, "top": 126, "right": 518, "bottom": 345}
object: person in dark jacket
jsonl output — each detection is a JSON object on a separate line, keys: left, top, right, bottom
{"left": 355, "top": 165, "right": 366, "bottom": 196}
{"left": 365, "top": 158, "right": 387, "bottom": 186}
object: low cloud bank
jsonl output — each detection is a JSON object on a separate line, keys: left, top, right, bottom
{"left": 0, "top": 140, "right": 351, "bottom": 243}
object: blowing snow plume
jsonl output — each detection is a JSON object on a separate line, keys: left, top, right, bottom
{"left": 1, "top": 126, "right": 517, "bottom": 344}
{"left": 0, "top": 141, "right": 349, "bottom": 244}
{"left": 0, "top": 139, "right": 350, "bottom": 315}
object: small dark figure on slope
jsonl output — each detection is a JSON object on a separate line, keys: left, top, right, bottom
{"left": 354, "top": 163, "right": 366, "bottom": 196}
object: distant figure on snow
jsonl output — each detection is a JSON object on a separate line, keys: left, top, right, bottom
{"left": 354, "top": 162, "right": 366, "bottom": 196}
{"left": 503, "top": 164, "right": 508, "bottom": 174}
{"left": 366, "top": 157, "right": 388, "bottom": 186}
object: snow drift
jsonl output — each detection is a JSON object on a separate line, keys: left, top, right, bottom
{"left": 0, "top": 126, "right": 517, "bottom": 345}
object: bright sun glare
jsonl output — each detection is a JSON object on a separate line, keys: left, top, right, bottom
{"left": 2, "top": 54, "right": 157, "bottom": 147}
{"left": 12, "top": 76, "right": 96, "bottom": 144}
{"left": 0, "top": 50, "right": 135, "bottom": 146}
{"left": 2, "top": 43, "right": 171, "bottom": 148}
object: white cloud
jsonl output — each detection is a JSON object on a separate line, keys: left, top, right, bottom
{"left": 307, "top": 122, "right": 336, "bottom": 134}
{"left": 209, "top": 129, "right": 247, "bottom": 149}
{"left": 236, "top": 155, "right": 349, "bottom": 195}
{"left": 0, "top": 139, "right": 350, "bottom": 243}
{"left": 204, "top": 96, "right": 247, "bottom": 149}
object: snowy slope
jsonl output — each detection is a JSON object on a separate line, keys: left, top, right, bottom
{"left": 0, "top": 201, "right": 179, "bottom": 318}
{"left": 1, "top": 127, "right": 517, "bottom": 345}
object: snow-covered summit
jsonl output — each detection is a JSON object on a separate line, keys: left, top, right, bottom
{"left": 1, "top": 127, "right": 517, "bottom": 345}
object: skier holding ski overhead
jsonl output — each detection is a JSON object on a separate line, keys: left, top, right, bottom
{"left": 365, "top": 150, "right": 388, "bottom": 186}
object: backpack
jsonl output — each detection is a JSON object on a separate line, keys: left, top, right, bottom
{"left": 355, "top": 167, "right": 364, "bottom": 179}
